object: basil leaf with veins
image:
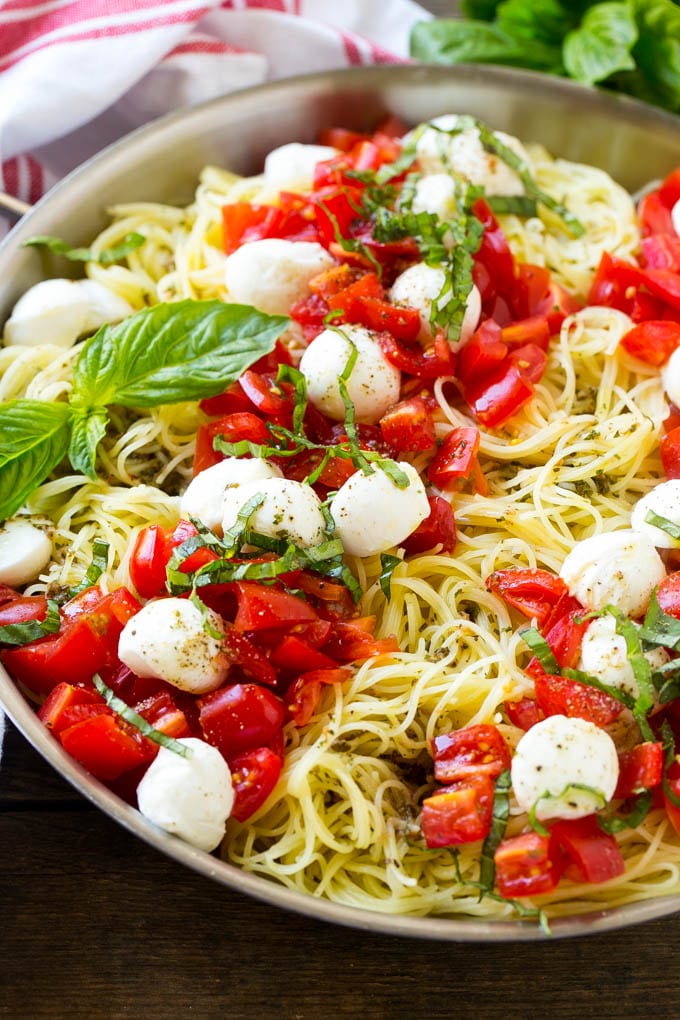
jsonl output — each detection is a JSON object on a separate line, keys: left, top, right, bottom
{"left": 0, "top": 400, "right": 73, "bottom": 520}
{"left": 71, "top": 299, "right": 288, "bottom": 410}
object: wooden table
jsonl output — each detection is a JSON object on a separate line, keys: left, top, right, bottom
{"left": 5, "top": 2, "right": 680, "bottom": 1016}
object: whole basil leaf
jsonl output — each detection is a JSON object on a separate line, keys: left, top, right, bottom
{"left": 461, "top": 0, "right": 502, "bottom": 17}
{"left": 410, "top": 17, "right": 564, "bottom": 71}
{"left": 497, "top": 0, "right": 576, "bottom": 44}
{"left": 563, "top": 2, "right": 638, "bottom": 84}
{"left": 0, "top": 400, "right": 73, "bottom": 521}
{"left": 70, "top": 299, "right": 288, "bottom": 410}
{"left": 68, "top": 406, "right": 109, "bottom": 480}
{"left": 629, "top": 0, "right": 680, "bottom": 113}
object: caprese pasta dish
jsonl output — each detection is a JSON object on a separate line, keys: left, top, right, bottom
{"left": 2, "top": 113, "right": 680, "bottom": 925}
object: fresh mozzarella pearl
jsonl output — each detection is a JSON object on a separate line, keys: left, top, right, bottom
{"left": 263, "top": 142, "right": 338, "bottom": 189}
{"left": 118, "top": 597, "right": 229, "bottom": 694}
{"left": 578, "top": 614, "right": 668, "bottom": 700}
{"left": 672, "top": 198, "right": 680, "bottom": 237}
{"left": 137, "top": 738, "right": 234, "bottom": 852}
{"left": 224, "top": 238, "right": 334, "bottom": 315}
{"left": 406, "top": 115, "right": 529, "bottom": 196}
{"left": 3, "top": 278, "right": 133, "bottom": 347}
{"left": 631, "top": 479, "right": 680, "bottom": 548}
{"left": 180, "top": 457, "right": 282, "bottom": 532}
{"left": 662, "top": 346, "right": 680, "bottom": 407}
{"left": 221, "top": 476, "right": 326, "bottom": 548}
{"left": 389, "top": 262, "right": 480, "bottom": 347}
{"left": 511, "top": 715, "right": 619, "bottom": 821}
{"left": 0, "top": 519, "right": 52, "bottom": 586}
{"left": 298, "top": 324, "right": 401, "bottom": 423}
{"left": 410, "top": 173, "right": 458, "bottom": 221}
{"left": 559, "top": 529, "right": 666, "bottom": 618}
{"left": 330, "top": 462, "right": 430, "bottom": 557}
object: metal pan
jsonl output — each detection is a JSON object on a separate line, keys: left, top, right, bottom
{"left": 2, "top": 64, "right": 680, "bottom": 941}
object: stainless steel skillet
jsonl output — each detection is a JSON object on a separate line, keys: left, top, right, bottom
{"left": 1, "top": 64, "right": 680, "bottom": 941}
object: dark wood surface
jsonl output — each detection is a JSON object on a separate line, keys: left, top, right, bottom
{"left": 5, "top": 2, "right": 680, "bottom": 1017}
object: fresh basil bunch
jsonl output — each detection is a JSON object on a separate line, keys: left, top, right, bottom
{"left": 411, "top": 0, "right": 680, "bottom": 115}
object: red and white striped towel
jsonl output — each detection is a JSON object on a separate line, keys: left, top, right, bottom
{"left": 0, "top": 0, "right": 431, "bottom": 213}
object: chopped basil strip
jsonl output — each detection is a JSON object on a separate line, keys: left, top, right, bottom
{"left": 189, "top": 591, "right": 224, "bottom": 641}
{"left": 0, "top": 598, "right": 61, "bottom": 646}
{"left": 529, "top": 784, "right": 606, "bottom": 835}
{"left": 597, "top": 789, "right": 653, "bottom": 834}
{"left": 520, "top": 626, "right": 559, "bottom": 674}
{"left": 562, "top": 668, "right": 635, "bottom": 710}
{"left": 276, "top": 363, "right": 308, "bottom": 435}
{"left": 608, "top": 606, "right": 656, "bottom": 742}
{"left": 379, "top": 553, "right": 402, "bottom": 601}
{"left": 485, "top": 195, "right": 539, "bottom": 217}
{"left": 661, "top": 720, "right": 680, "bottom": 809}
{"left": 449, "top": 847, "right": 550, "bottom": 933}
{"left": 644, "top": 509, "right": 680, "bottom": 544}
{"left": 93, "top": 674, "right": 192, "bottom": 758}
{"left": 24, "top": 232, "right": 145, "bottom": 265}
{"left": 651, "top": 658, "right": 680, "bottom": 704}
{"left": 479, "top": 768, "right": 511, "bottom": 892}
{"left": 69, "top": 538, "right": 110, "bottom": 596}
{"left": 640, "top": 590, "right": 680, "bottom": 651}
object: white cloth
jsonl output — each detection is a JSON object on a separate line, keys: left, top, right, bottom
{"left": 0, "top": 0, "right": 433, "bottom": 762}
{"left": 0, "top": 0, "right": 432, "bottom": 206}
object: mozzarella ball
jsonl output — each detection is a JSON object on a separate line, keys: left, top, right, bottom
{"left": 180, "top": 457, "right": 282, "bottom": 532}
{"left": 578, "top": 614, "right": 668, "bottom": 700}
{"left": 672, "top": 198, "right": 680, "bottom": 238}
{"left": 298, "top": 323, "right": 401, "bottom": 423}
{"left": 263, "top": 142, "right": 338, "bottom": 189}
{"left": 221, "top": 476, "right": 326, "bottom": 548}
{"left": 118, "top": 597, "right": 230, "bottom": 694}
{"left": 662, "top": 346, "right": 680, "bottom": 407}
{"left": 389, "top": 262, "right": 480, "bottom": 347}
{"left": 559, "top": 529, "right": 666, "bottom": 618}
{"left": 631, "top": 480, "right": 680, "bottom": 548}
{"left": 224, "top": 238, "right": 334, "bottom": 315}
{"left": 137, "top": 738, "right": 234, "bottom": 852}
{"left": 0, "top": 519, "right": 52, "bottom": 586}
{"left": 3, "top": 278, "right": 133, "bottom": 347}
{"left": 330, "top": 462, "right": 430, "bottom": 557}
{"left": 406, "top": 115, "right": 529, "bottom": 195}
{"left": 511, "top": 715, "right": 619, "bottom": 821}
{"left": 410, "top": 173, "right": 458, "bottom": 222}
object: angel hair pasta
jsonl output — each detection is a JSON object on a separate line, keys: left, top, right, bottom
{"left": 3, "top": 112, "right": 680, "bottom": 925}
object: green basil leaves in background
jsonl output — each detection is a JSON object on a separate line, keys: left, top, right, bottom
{"left": 411, "top": 0, "right": 680, "bottom": 115}
{"left": 0, "top": 300, "right": 288, "bottom": 522}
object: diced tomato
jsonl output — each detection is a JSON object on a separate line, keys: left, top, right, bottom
{"left": 228, "top": 746, "right": 283, "bottom": 823}
{"left": 494, "top": 831, "right": 563, "bottom": 898}
{"left": 514, "top": 264, "right": 552, "bottom": 320}
{"left": 539, "top": 607, "right": 590, "bottom": 670}
{"left": 508, "top": 343, "right": 548, "bottom": 384}
{"left": 379, "top": 396, "right": 436, "bottom": 452}
{"left": 321, "top": 617, "right": 399, "bottom": 662}
{"left": 133, "top": 690, "right": 192, "bottom": 740}
{"left": 198, "top": 682, "right": 285, "bottom": 758}
{"left": 238, "top": 370, "right": 291, "bottom": 418}
{"left": 348, "top": 296, "right": 422, "bottom": 341}
{"left": 427, "top": 426, "right": 486, "bottom": 492}
{"left": 615, "top": 742, "right": 663, "bottom": 798}
{"left": 658, "top": 168, "right": 680, "bottom": 211}
{"left": 638, "top": 191, "right": 675, "bottom": 237}
{"left": 317, "top": 127, "right": 369, "bottom": 152}
{"left": 231, "top": 581, "right": 319, "bottom": 633}
{"left": 222, "top": 202, "right": 281, "bottom": 253}
{"left": 549, "top": 815, "right": 625, "bottom": 884}
{"left": 431, "top": 723, "right": 511, "bottom": 784}
{"left": 486, "top": 568, "right": 570, "bottom": 629}
{"left": 641, "top": 234, "right": 680, "bottom": 272}
{"left": 656, "top": 571, "right": 680, "bottom": 616}
{"left": 60, "top": 712, "right": 154, "bottom": 781}
{"left": 504, "top": 697, "right": 542, "bottom": 731}
{"left": 501, "top": 316, "right": 550, "bottom": 352}
{"left": 270, "top": 634, "right": 337, "bottom": 673}
{"left": 587, "top": 251, "right": 644, "bottom": 311}
{"left": 308, "top": 263, "right": 363, "bottom": 298}
{"left": 128, "top": 525, "right": 168, "bottom": 599}
{"left": 38, "top": 682, "right": 104, "bottom": 735}
{"left": 620, "top": 320, "right": 680, "bottom": 365}
{"left": 463, "top": 359, "right": 534, "bottom": 429}
{"left": 660, "top": 426, "right": 680, "bottom": 480}
{"left": 0, "top": 592, "right": 48, "bottom": 628}
{"left": 198, "top": 381, "right": 253, "bottom": 419}
{"left": 472, "top": 198, "right": 516, "bottom": 301}
{"left": 421, "top": 774, "right": 495, "bottom": 848}
{"left": 378, "top": 331, "right": 457, "bottom": 380}
{"left": 312, "top": 185, "right": 365, "bottom": 247}
{"left": 663, "top": 759, "right": 680, "bottom": 837}
{"left": 534, "top": 672, "right": 624, "bottom": 728}
{"left": 222, "top": 624, "right": 277, "bottom": 686}
{"left": 402, "top": 494, "right": 457, "bottom": 555}
{"left": 193, "top": 412, "right": 272, "bottom": 475}
{"left": 456, "top": 320, "right": 507, "bottom": 383}
{"left": 284, "top": 666, "right": 352, "bottom": 726}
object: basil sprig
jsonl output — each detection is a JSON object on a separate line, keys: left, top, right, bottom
{"left": 93, "top": 675, "right": 191, "bottom": 759}
{"left": 24, "top": 232, "right": 145, "bottom": 265}
{"left": 0, "top": 598, "right": 61, "bottom": 646}
{"left": 0, "top": 299, "right": 288, "bottom": 521}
